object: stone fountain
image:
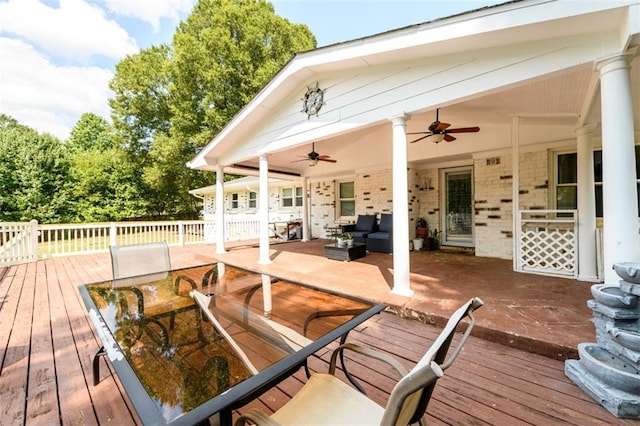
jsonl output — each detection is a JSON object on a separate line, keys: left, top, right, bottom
{"left": 565, "top": 262, "right": 640, "bottom": 418}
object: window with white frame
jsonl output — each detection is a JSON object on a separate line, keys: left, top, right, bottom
{"left": 555, "top": 147, "right": 640, "bottom": 217}
{"left": 281, "top": 186, "right": 303, "bottom": 208}
{"left": 230, "top": 192, "right": 240, "bottom": 210}
{"left": 338, "top": 181, "right": 355, "bottom": 217}
{"left": 248, "top": 191, "right": 257, "bottom": 209}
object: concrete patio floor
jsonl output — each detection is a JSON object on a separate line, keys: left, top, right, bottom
{"left": 188, "top": 238, "right": 597, "bottom": 360}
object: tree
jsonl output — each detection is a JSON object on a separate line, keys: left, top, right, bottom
{"left": 0, "top": 115, "right": 70, "bottom": 222}
{"left": 67, "top": 113, "right": 114, "bottom": 152}
{"left": 65, "top": 113, "right": 147, "bottom": 222}
{"left": 170, "top": 0, "right": 316, "bottom": 143}
{"left": 108, "top": 0, "right": 316, "bottom": 218}
{"left": 65, "top": 148, "right": 146, "bottom": 222}
{"left": 109, "top": 44, "right": 173, "bottom": 155}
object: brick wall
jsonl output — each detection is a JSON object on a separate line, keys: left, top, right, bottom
{"left": 416, "top": 168, "right": 440, "bottom": 236}
{"left": 202, "top": 148, "right": 551, "bottom": 259}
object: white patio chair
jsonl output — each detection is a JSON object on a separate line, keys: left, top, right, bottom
{"left": 235, "top": 297, "right": 483, "bottom": 426}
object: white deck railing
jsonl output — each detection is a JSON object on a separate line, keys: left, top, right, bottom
{"left": 0, "top": 218, "right": 261, "bottom": 266}
{"left": 0, "top": 221, "right": 39, "bottom": 266}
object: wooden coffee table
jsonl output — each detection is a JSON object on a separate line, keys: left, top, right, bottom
{"left": 324, "top": 242, "right": 366, "bottom": 261}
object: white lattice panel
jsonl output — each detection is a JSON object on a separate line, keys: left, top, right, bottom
{"left": 519, "top": 228, "right": 576, "bottom": 277}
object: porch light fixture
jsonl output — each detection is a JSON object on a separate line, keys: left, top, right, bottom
{"left": 432, "top": 133, "right": 444, "bottom": 143}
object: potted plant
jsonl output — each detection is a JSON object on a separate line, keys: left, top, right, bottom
{"left": 416, "top": 218, "right": 428, "bottom": 239}
{"left": 341, "top": 232, "right": 354, "bottom": 247}
{"left": 426, "top": 228, "right": 440, "bottom": 251}
{"left": 333, "top": 232, "right": 354, "bottom": 247}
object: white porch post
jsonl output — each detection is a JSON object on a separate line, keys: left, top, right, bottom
{"left": 576, "top": 126, "right": 598, "bottom": 282}
{"left": 511, "top": 116, "right": 520, "bottom": 271}
{"left": 215, "top": 163, "right": 226, "bottom": 254}
{"left": 390, "top": 114, "right": 413, "bottom": 296}
{"left": 598, "top": 52, "right": 639, "bottom": 284}
{"left": 258, "top": 154, "right": 272, "bottom": 265}
{"left": 302, "top": 176, "right": 309, "bottom": 241}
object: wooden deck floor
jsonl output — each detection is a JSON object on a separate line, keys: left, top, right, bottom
{"left": 0, "top": 252, "right": 637, "bottom": 425}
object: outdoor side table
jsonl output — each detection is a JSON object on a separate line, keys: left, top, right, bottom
{"left": 324, "top": 242, "right": 367, "bottom": 261}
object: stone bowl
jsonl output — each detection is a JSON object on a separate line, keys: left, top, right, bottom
{"left": 578, "top": 343, "right": 640, "bottom": 393}
{"left": 608, "top": 327, "right": 640, "bottom": 352}
{"left": 590, "top": 284, "right": 638, "bottom": 308}
{"left": 613, "top": 262, "right": 640, "bottom": 283}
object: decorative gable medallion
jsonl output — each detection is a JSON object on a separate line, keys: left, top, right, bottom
{"left": 301, "top": 82, "right": 324, "bottom": 118}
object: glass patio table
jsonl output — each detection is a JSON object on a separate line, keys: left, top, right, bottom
{"left": 79, "top": 263, "right": 385, "bottom": 425}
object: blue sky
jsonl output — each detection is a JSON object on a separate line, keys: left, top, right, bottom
{"left": 0, "top": 0, "right": 506, "bottom": 140}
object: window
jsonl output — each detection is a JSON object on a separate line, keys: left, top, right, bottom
{"left": 555, "top": 147, "right": 640, "bottom": 217}
{"left": 248, "top": 191, "right": 257, "bottom": 209}
{"left": 230, "top": 193, "right": 240, "bottom": 210}
{"left": 282, "top": 187, "right": 303, "bottom": 208}
{"left": 338, "top": 181, "right": 355, "bottom": 217}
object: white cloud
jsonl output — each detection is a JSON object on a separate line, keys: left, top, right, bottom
{"left": 0, "top": 0, "right": 138, "bottom": 62}
{"left": 0, "top": 37, "right": 113, "bottom": 140}
{"left": 103, "top": 0, "right": 194, "bottom": 32}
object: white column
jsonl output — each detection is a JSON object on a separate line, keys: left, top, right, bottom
{"left": 598, "top": 53, "right": 639, "bottom": 284}
{"left": 215, "top": 163, "right": 227, "bottom": 254}
{"left": 511, "top": 116, "right": 520, "bottom": 271}
{"left": 258, "top": 154, "right": 272, "bottom": 264}
{"left": 576, "top": 126, "right": 598, "bottom": 282}
{"left": 390, "top": 114, "right": 413, "bottom": 296}
{"left": 301, "top": 176, "right": 310, "bottom": 241}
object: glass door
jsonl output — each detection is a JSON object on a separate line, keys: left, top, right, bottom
{"left": 441, "top": 167, "right": 474, "bottom": 246}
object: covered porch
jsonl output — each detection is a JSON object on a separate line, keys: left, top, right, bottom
{"left": 1, "top": 244, "right": 629, "bottom": 425}
{"left": 188, "top": 1, "right": 640, "bottom": 296}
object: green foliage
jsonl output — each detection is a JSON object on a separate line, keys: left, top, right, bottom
{"left": 143, "top": 134, "right": 209, "bottom": 217}
{"left": 109, "top": 45, "right": 173, "bottom": 155}
{"left": 108, "top": 0, "right": 316, "bottom": 219}
{"left": 67, "top": 113, "right": 114, "bottom": 152}
{"left": 0, "top": 1, "right": 318, "bottom": 224}
{"left": 65, "top": 148, "right": 146, "bottom": 222}
{"left": 0, "top": 115, "right": 70, "bottom": 222}
{"left": 170, "top": 0, "right": 316, "bottom": 142}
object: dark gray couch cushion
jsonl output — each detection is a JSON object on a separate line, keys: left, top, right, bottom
{"left": 355, "top": 214, "right": 377, "bottom": 232}
{"left": 378, "top": 213, "right": 392, "bottom": 232}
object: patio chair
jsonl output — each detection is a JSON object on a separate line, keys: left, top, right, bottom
{"left": 235, "top": 297, "right": 483, "bottom": 426}
{"left": 366, "top": 213, "right": 393, "bottom": 253}
{"left": 110, "top": 241, "right": 171, "bottom": 284}
{"left": 94, "top": 241, "right": 218, "bottom": 386}
{"left": 341, "top": 214, "right": 377, "bottom": 243}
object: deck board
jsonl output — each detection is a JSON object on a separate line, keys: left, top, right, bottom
{"left": 0, "top": 251, "right": 638, "bottom": 425}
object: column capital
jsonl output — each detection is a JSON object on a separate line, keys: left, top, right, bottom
{"left": 596, "top": 48, "right": 637, "bottom": 76}
{"left": 575, "top": 125, "right": 596, "bottom": 136}
{"left": 389, "top": 113, "right": 407, "bottom": 126}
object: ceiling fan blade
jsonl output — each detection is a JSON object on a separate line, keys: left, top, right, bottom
{"left": 435, "top": 122, "right": 451, "bottom": 132}
{"left": 406, "top": 132, "right": 432, "bottom": 135}
{"left": 291, "top": 158, "right": 310, "bottom": 163}
{"left": 317, "top": 155, "right": 332, "bottom": 160}
{"left": 444, "top": 134, "right": 457, "bottom": 142}
{"left": 410, "top": 134, "right": 431, "bottom": 144}
{"left": 444, "top": 126, "right": 480, "bottom": 134}
{"left": 318, "top": 158, "right": 337, "bottom": 163}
